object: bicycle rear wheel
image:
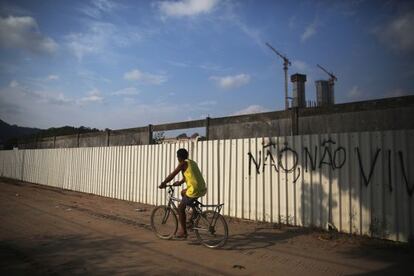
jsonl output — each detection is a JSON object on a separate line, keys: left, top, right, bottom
{"left": 194, "top": 210, "right": 228, "bottom": 248}
{"left": 150, "top": 206, "right": 178, "bottom": 240}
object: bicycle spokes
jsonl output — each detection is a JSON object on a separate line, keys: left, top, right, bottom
{"left": 161, "top": 209, "right": 170, "bottom": 224}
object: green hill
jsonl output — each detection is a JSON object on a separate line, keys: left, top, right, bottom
{"left": 0, "top": 119, "right": 101, "bottom": 149}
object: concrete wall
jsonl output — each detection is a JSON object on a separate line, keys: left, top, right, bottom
{"left": 297, "top": 97, "right": 414, "bottom": 135}
{"left": 109, "top": 127, "right": 149, "bottom": 146}
{"left": 16, "top": 96, "right": 414, "bottom": 149}
{"left": 209, "top": 111, "right": 292, "bottom": 139}
{"left": 298, "top": 107, "right": 414, "bottom": 134}
{"left": 38, "top": 137, "right": 54, "bottom": 149}
{"left": 79, "top": 132, "right": 108, "bottom": 147}
{"left": 19, "top": 127, "right": 150, "bottom": 149}
{"left": 209, "top": 96, "right": 414, "bottom": 139}
{"left": 55, "top": 134, "right": 78, "bottom": 148}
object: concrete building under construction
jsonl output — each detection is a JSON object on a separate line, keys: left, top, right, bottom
{"left": 315, "top": 80, "right": 335, "bottom": 106}
{"left": 291, "top": 73, "right": 307, "bottom": 108}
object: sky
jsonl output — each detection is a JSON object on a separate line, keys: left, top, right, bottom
{"left": 0, "top": 0, "right": 413, "bottom": 130}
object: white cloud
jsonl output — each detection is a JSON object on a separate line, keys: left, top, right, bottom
{"left": 111, "top": 87, "right": 139, "bottom": 96}
{"left": 0, "top": 80, "right": 117, "bottom": 129}
{"left": 198, "top": 100, "right": 217, "bottom": 106}
{"left": 8, "top": 82, "right": 71, "bottom": 106}
{"left": 9, "top": 80, "right": 19, "bottom": 88}
{"left": 65, "top": 21, "right": 141, "bottom": 61}
{"left": 81, "top": 0, "right": 120, "bottom": 19}
{"left": 209, "top": 73, "right": 251, "bottom": 90}
{"left": 0, "top": 84, "right": 147, "bottom": 129}
{"left": 65, "top": 22, "right": 114, "bottom": 61}
{"left": 288, "top": 15, "right": 297, "bottom": 29}
{"left": 199, "top": 63, "right": 228, "bottom": 72}
{"left": 158, "top": 0, "right": 219, "bottom": 17}
{"left": 124, "top": 69, "right": 167, "bottom": 85}
{"left": 292, "top": 60, "right": 309, "bottom": 72}
{"left": 348, "top": 85, "right": 362, "bottom": 99}
{"left": 375, "top": 11, "right": 414, "bottom": 52}
{"left": 0, "top": 15, "right": 58, "bottom": 54}
{"left": 46, "top": 75, "right": 59, "bottom": 81}
{"left": 1, "top": 79, "right": 235, "bottom": 130}
{"left": 220, "top": 4, "right": 264, "bottom": 48}
{"left": 301, "top": 19, "right": 318, "bottom": 43}
{"left": 233, "top": 19, "right": 263, "bottom": 47}
{"left": 77, "top": 69, "right": 111, "bottom": 83}
{"left": 168, "top": 60, "right": 231, "bottom": 72}
{"left": 33, "top": 91, "right": 73, "bottom": 105}
{"left": 77, "top": 88, "right": 103, "bottom": 104}
{"left": 168, "top": 60, "right": 191, "bottom": 68}
{"left": 1, "top": 85, "right": 71, "bottom": 128}
{"left": 9, "top": 84, "right": 74, "bottom": 106}
{"left": 233, "top": 105, "right": 269, "bottom": 116}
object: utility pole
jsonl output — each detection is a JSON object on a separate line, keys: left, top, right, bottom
{"left": 266, "top": 42, "right": 292, "bottom": 110}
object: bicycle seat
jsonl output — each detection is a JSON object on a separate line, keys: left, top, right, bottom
{"left": 188, "top": 199, "right": 201, "bottom": 208}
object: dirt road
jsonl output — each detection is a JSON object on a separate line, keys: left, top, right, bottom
{"left": 0, "top": 177, "right": 412, "bottom": 275}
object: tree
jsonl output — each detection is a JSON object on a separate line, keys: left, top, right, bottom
{"left": 153, "top": 131, "right": 165, "bottom": 144}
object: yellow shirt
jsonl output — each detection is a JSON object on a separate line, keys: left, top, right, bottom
{"left": 183, "top": 159, "right": 207, "bottom": 198}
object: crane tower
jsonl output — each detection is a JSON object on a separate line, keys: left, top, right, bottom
{"left": 266, "top": 42, "right": 291, "bottom": 110}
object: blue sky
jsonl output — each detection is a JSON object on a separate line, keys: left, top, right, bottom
{"left": 0, "top": 0, "right": 413, "bottom": 130}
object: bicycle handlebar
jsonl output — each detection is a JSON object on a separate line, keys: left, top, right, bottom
{"left": 158, "top": 184, "right": 175, "bottom": 189}
{"left": 159, "top": 184, "right": 176, "bottom": 196}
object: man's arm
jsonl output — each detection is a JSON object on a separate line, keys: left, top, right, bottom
{"left": 173, "top": 178, "right": 185, "bottom": 186}
{"left": 159, "top": 162, "right": 185, "bottom": 188}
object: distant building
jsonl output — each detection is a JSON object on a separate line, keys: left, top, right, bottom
{"left": 315, "top": 80, "right": 334, "bottom": 106}
{"left": 162, "top": 134, "right": 204, "bottom": 144}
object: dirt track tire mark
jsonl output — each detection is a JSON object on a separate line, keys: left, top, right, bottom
{"left": 60, "top": 204, "right": 152, "bottom": 231}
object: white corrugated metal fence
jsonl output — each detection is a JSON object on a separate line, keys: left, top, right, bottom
{"left": 1, "top": 130, "right": 413, "bottom": 242}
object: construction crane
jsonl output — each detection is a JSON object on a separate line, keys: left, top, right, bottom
{"left": 317, "top": 64, "right": 337, "bottom": 106}
{"left": 317, "top": 64, "right": 337, "bottom": 85}
{"left": 266, "top": 42, "right": 291, "bottom": 110}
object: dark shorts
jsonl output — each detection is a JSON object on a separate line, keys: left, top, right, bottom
{"left": 181, "top": 194, "right": 197, "bottom": 207}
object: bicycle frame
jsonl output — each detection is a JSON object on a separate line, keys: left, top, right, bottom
{"left": 152, "top": 184, "right": 228, "bottom": 248}
{"left": 160, "top": 186, "right": 180, "bottom": 224}
{"left": 163, "top": 185, "right": 224, "bottom": 230}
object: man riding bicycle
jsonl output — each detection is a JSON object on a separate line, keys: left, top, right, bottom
{"left": 159, "top": 148, "right": 207, "bottom": 239}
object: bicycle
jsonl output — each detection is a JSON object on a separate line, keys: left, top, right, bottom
{"left": 150, "top": 185, "right": 228, "bottom": 248}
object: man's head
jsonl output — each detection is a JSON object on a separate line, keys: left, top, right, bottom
{"left": 177, "top": 148, "right": 189, "bottom": 161}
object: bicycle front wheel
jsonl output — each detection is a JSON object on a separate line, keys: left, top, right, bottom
{"left": 194, "top": 210, "right": 228, "bottom": 248}
{"left": 150, "top": 206, "right": 178, "bottom": 240}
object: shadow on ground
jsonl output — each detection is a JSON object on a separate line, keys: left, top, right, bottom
{"left": 224, "top": 224, "right": 311, "bottom": 250}
{"left": 340, "top": 237, "right": 414, "bottom": 275}
{"left": 0, "top": 234, "right": 156, "bottom": 275}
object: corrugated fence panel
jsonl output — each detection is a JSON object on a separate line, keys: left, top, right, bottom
{"left": 1, "top": 130, "right": 413, "bottom": 242}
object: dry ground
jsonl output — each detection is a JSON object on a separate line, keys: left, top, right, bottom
{"left": 0, "top": 177, "right": 413, "bottom": 275}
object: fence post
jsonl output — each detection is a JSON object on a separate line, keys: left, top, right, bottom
{"left": 21, "top": 149, "right": 25, "bottom": 181}
{"left": 206, "top": 117, "right": 210, "bottom": 140}
{"left": 106, "top": 129, "right": 110, "bottom": 147}
{"left": 148, "top": 124, "right": 153, "bottom": 144}
{"left": 291, "top": 107, "right": 299, "bottom": 136}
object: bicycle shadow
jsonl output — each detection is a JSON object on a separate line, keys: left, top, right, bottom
{"left": 225, "top": 224, "right": 312, "bottom": 251}
{"left": 185, "top": 221, "right": 311, "bottom": 251}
